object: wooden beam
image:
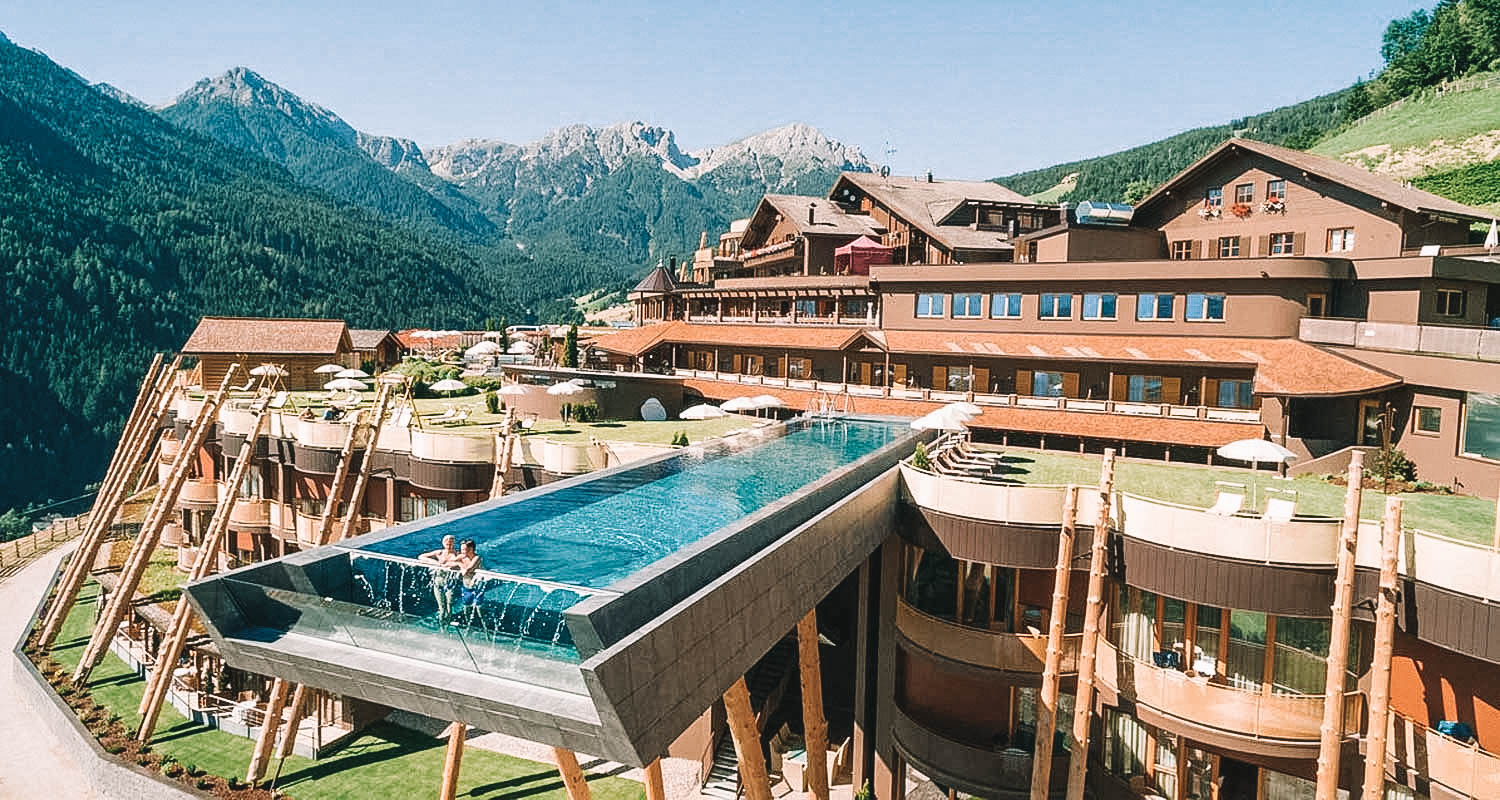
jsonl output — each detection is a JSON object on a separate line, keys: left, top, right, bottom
{"left": 73, "top": 366, "right": 238, "bottom": 683}
{"left": 1361, "top": 498, "right": 1403, "bottom": 800}
{"left": 38, "top": 355, "right": 176, "bottom": 650}
{"left": 491, "top": 407, "right": 516, "bottom": 497}
{"left": 1315, "top": 451, "right": 1366, "bottom": 800}
{"left": 643, "top": 759, "right": 667, "bottom": 800}
{"left": 314, "top": 388, "right": 378, "bottom": 547}
{"left": 797, "top": 610, "right": 830, "bottom": 800}
{"left": 1032, "top": 484, "right": 1080, "bottom": 800}
{"left": 724, "top": 676, "right": 774, "bottom": 800}
{"left": 336, "top": 381, "right": 395, "bottom": 541}
{"left": 1065, "top": 448, "right": 1116, "bottom": 800}
{"left": 247, "top": 677, "right": 290, "bottom": 785}
{"left": 553, "top": 747, "right": 593, "bottom": 800}
{"left": 439, "top": 723, "right": 467, "bottom": 800}
{"left": 275, "top": 683, "right": 312, "bottom": 759}
{"left": 137, "top": 399, "right": 272, "bottom": 742}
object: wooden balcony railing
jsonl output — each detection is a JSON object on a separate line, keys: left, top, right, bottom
{"left": 896, "top": 598, "right": 1081, "bottom": 674}
{"left": 1388, "top": 712, "right": 1500, "bottom": 799}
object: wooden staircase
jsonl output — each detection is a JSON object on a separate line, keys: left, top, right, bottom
{"left": 701, "top": 637, "right": 799, "bottom": 799}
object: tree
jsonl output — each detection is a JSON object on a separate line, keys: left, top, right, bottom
{"left": 1122, "top": 180, "right": 1155, "bottom": 204}
{"left": 561, "top": 324, "right": 579, "bottom": 368}
{"left": 1340, "top": 80, "right": 1377, "bottom": 125}
{"left": 1382, "top": 9, "right": 1433, "bottom": 63}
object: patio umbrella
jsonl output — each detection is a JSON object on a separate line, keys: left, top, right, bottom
{"left": 679, "top": 403, "right": 729, "bottom": 420}
{"left": 545, "top": 380, "right": 586, "bottom": 396}
{"left": 946, "top": 401, "right": 982, "bottom": 417}
{"left": 249, "top": 364, "right": 288, "bottom": 377}
{"left": 507, "top": 340, "right": 535, "bottom": 355}
{"left": 465, "top": 341, "right": 500, "bottom": 358}
{"left": 1487, "top": 219, "right": 1498, "bottom": 253}
{"left": 749, "top": 394, "right": 785, "bottom": 410}
{"left": 910, "top": 406, "right": 971, "bottom": 431}
{"left": 335, "top": 367, "right": 371, "bottom": 379}
{"left": 429, "top": 378, "right": 469, "bottom": 393}
{"left": 314, "top": 363, "right": 345, "bottom": 375}
{"left": 720, "top": 396, "right": 758, "bottom": 413}
{"left": 1216, "top": 438, "right": 1298, "bottom": 508}
{"left": 497, "top": 384, "right": 528, "bottom": 396}
{"left": 324, "top": 378, "right": 368, "bottom": 391}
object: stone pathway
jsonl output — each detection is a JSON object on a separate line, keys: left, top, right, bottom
{"left": 0, "top": 543, "right": 101, "bottom": 799}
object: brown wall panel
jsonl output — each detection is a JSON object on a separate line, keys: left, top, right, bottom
{"left": 897, "top": 502, "right": 1092, "bottom": 570}
{"left": 1117, "top": 536, "right": 1334, "bottom": 617}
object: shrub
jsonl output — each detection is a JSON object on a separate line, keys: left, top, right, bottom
{"left": 1367, "top": 447, "right": 1416, "bottom": 483}
{"left": 572, "top": 401, "right": 600, "bottom": 423}
{"left": 484, "top": 390, "right": 500, "bottom": 414}
{"left": 855, "top": 781, "right": 873, "bottom": 800}
{"left": 670, "top": 431, "right": 690, "bottom": 447}
{"left": 911, "top": 441, "right": 933, "bottom": 471}
{"left": 196, "top": 777, "right": 216, "bottom": 790}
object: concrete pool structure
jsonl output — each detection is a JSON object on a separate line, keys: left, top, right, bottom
{"left": 185, "top": 417, "right": 927, "bottom": 766}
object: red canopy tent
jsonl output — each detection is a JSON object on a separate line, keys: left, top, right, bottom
{"left": 834, "top": 236, "right": 894, "bottom": 275}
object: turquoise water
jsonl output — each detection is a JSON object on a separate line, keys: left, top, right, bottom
{"left": 359, "top": 419, "right": 903, "bottom": 590}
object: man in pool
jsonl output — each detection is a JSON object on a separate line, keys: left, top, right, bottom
{"left": 418, "top": 535, "right": 459, "bottom": 621}
{"left": 453, "top": 539, "right": 486, "bottom": 625}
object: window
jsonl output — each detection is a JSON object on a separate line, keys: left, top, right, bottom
{"left": 1266, "top": 179, "right": 1286, "bottom": 201}
{"left": 1038, "top": 293, "right": 1072, "bottom": 319}
{"left": 1217, "top": 379, "right": 1254, "bottom": 409}
{"left": 1327, "top": 227, "right": 1355, "bottom": 253}
{"left": 1269, "top": 232, "right": 1295, "bottom": 255}
{"left": 990, "top": 292, "right": 1022, "bottom": 318}
{"left": 1082, "top": 292, "right": 1117, "bottom": 320}
{"left": 1234, "top": 183, "right": 1254, "bottom": 204}
{"left": 915, "top": 293, "right": 945, "bottom": 318}
{"left": 1032, "top": 371, "right": 1066, "bottom": 397}
{"left": 1436, "top": 288, "right": 1467, "bottom": 317}
{"left": 1127, "top": 375, "right": 1164, "bottom": 403}
{"left": 1218, "top": 236, "right": 1241, "bottom": 257}
{"left": 1027, "top": 240, "right": 1039, "bottom": 263}
{"left": 1204, "top": 187, "right": 1223, "bottom": 208}
{"left": 1414, "top": 406, "right": 1442, "bottom": 434}
{"left": 945, "top": 365, "right": 974, "bottom": 392}
{"left": 1136, "top": 293, "right": 1174, "bottom": 321}
{"left": 795, "top": 299, "right": 817, "bottom": 317}
{"left": 1306, "top": 292, "right": 1327, "bottom": 318}
{"left": 1170, "top": 240, "right": 1193, "bottom": 260}
{"left": 952, "top": 293, "right": 984, "bottom": 318}
{"left": 1185, "top": 292, "right": 1226, "bottom": 321}
{"left": 1465, "top": 393, "right": 1500, "bottom": 460}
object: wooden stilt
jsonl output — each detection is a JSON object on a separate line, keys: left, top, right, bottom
{"left": 247, "top": 677, "right": 290, "bottom": 784}
{"left": 797, "top": 610, "right": 830, "bottom": 800}
{"left": 275, "top": 684, "right": 312, "bottom": 759}
{"left": 553, "top": 747, "right": 593, "bottom": 800}
{"left": 1065, "top": 448, "right": 1116, "bottom": 800}
{"left": 73, "top": 367, "right": 238, "bottom": 682}
{"left": 439, "top": 723, "right": 467, "bottom": 800}
{"left": 1315, "top": 452, "right": 1366, "bottom": 800}
{"left": 314, "top": 385, "right": 384, "bottom": 547}
{"left": 724, "top": 676, "right": 774, "bottom": 800}
{"left": 38, "top": 355, "right": 176, "bottom": 650}
{"left": 336, "top": 382, "right": 394, "bottom": 541}
{"left": 643, "top": 759, "right": 667, "bottom": 800}
{"left": 1032, "top": 484, "right": 1080, "bottom": 800}
{"left": 491, "top": 407, "right": 515, "bottom": 497}
{"left": 1360, "top": 498, "right": 1403, "bottom": 800}
{"left": 137, "top": 399, "right": 272, "bottom": 741}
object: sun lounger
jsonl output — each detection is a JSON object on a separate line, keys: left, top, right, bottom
{"left": 1263, "top": 496, "right": 1296, "bottom": 522}
{"left": 1207, "top": 482, "right": 1246, "bottom": 516}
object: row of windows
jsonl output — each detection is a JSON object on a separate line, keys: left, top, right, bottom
{"left": 916, "top": 292, "right": 1226, "bottom": 322}
{"left": 1204, "top": 178, "right": 1285, "bottom": 207}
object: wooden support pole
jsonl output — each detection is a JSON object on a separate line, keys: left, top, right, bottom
{"left": 313, "top": 386, "right": 381, "bottom": 547}
{"left": 38, "top": 355, "right": 175, "bottom": 650}
{"left": 1032, "top": 484, "right": 1080, "bottom": 800}
{"left": 797, "top": 610, "right": 830, "bottom": 800}
{"left": 336, "top": 382, "right": 394, "bottom": 542}
{"left": 724, "top": 676, "right": 774, "bottom": 800}
{"left": 276, "top": 684, "right": 312, "bottom": 759}
{"left": 439, "top": 723, "right": 467, "bottom": 800}
{"left": 73, "top": 367, "right": 237, "bottom": 682}
{"left": 643, "top": 759, "right": 667, "bottom": 800}
{"left": 1065, "top": 448, "right": 1116, "bottom": 800}
{"left": 553, "top": 747, "right": 593, "bottom": 800}
{"left": 1360, "top": 497, "right": 1403, "bottom": 800}
{"left": 491, "top": 407, "right": 516, "bottom": 497}
{"left": 137, "top": 400, "right": 272, "bottom": 741}
{"left": 1315, "top": 451, "right": 1366, "bottom": 800}
{"left": 247, "top": 677, "right": 290, "bottom": 785}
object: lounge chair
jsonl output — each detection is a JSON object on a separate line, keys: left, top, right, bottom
{"left": 1207, "top": 482, "right": 1246, "bottom": 516}
{"left": 1263, "top": 496, "right": 1297, "bottom": 522}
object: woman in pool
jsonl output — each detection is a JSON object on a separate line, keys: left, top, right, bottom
{"left": 419, "top": 535, "right": 460, "bottom": 621}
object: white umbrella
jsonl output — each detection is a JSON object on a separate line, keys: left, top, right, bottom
{"left": 429, "top": 378, "right": 469, "bottom": 393}
{"left": 335, "top": 367, "right": 371, "bottom": 379}
{"left": 482, "top": 331, "right": 504, "bottom": 340}
{"left": 910, "top": 406, "right": 971, "bottom": 431}
{"left": 465, "top": 341, "right": 500, "bottom": 357}
{"left": 324, "top": 378, "right": 368, "bottom": 391}
{"left": 946, "top": 401, "right": 982, "bottom": 418}
{"left": 749, "top": 394, "right": 785, "bottom": 409}
{"left": 546, "top": 380, "right": 586, "bottom": 396}
{"left": 497, "top": 384, "right": 528, "bottom": 396}
{"left": 679, "top": 403, "right": 729, "bottom": 420}
{"left": 1487, "top": 219, "right": 1498, "bottom": 253}
{"left": 250, "top": 364, "right": 288, "bottom": 377}
{"left": 314, "top": 363, "right": 345, "bottom": 375}
{"left": 507, "top": 341, "right": 534, "bottom": 355}
{"left": 1216, "top": 438, "right": 1298, "bottom": 508}
{"left": 720, "top": 396, "right": 758, "bottom": 413}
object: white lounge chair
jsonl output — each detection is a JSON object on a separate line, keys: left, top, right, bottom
{"left": 1207, "top": 482, "right": 1246, "bottom": 516}
{"left": 1263, "top": 495, "right": 1297, "bottom": 522}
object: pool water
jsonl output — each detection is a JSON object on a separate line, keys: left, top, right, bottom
{"left": 358, "top": 419, "right": 903, "bottom": 590}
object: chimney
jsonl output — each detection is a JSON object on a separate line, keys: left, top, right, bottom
{"left": 808, "top": 203, "right": 816, "bottom": 224}
{"left": 668, "top": 256, "right": 677, "bottom": 273}
{"left": 926, "top": 171, "right": 933, "bottom": 183}
{"left": 699, "top": 231, "right": 708, "bottom": 249}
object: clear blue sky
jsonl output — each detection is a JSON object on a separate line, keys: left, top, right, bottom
{"left": 3, "top": 0, "right": 1425, "bottom": 178}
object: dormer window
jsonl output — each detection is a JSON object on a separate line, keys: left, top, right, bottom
{"left": 1266, "top": 179, "right": 1286, "bottom": 201}
{"left": 1234, "top": 183, "right": 1254, "bottom": 204}
{"left": 1205, "top": 187, "right": 1223, "bottom": 208}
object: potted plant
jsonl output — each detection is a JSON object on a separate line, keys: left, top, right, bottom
{"left": 1229, "top": 202, "right": 1253, "bottom": 218}
{"left": 1262, "top": 198, "right": 1286, "bottom": 213}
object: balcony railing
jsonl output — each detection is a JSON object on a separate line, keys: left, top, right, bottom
{"left": 1300, "top": 317, "right": 1500, "bottom": 361}
{"left": 410, "top": 429, "right": 495, "bottom": 463}
{"left": 1116, "top": 493, "right": 1341, "bottom": 566}
{"left": 229, "top": 497, "right": 271, "bottom": 528}
{"left": 896, "top": 598, "right": 1081, "bottom": 674}
{"left": 900, "top": 464, "right": 1106, "bottom": 527}
{"left": 159, "top": 436, "right": 182, "bottom": 463}
{"left": 741, "top": 239, "right": 802, "bottom": 270}
{"left": 176, "top": 479, "right": 218, "bottom": 507}
{"left": 1388, "top": 712, "right": 1500, "bottom": 799}
{"left": 890, "top": 705, "right": 1068, "bottom": 796}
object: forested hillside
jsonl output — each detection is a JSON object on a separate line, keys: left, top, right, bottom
{"left": 0, "top": 36, "right": 515, "bottom": 513}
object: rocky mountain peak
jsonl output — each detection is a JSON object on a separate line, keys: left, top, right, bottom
{"left": 167, "top": 67, "right": 354, "bottom": 144}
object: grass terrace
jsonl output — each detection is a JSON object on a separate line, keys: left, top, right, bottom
{"left": 43, "top": 581, "right": 645, "bottom": 800}
{"left": 973, "top": 446, "right": 1496, "bottom": 546}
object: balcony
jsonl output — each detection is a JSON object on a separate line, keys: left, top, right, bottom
{"left": 891, "top": 705, "right": 1068, "bottom": 798}
{"left": 219, "top": 405, "right": 262, "bottom": 436}
{"left": 293, "top": 507, "right": 323, "bottom": 547}
{"left": 1300, "top": 317, "right": 1500, "bottom": 362}
{"left": 740, "top": 239, "right": 802, "bottom": 272}
{"left": 176, "top": 479, "right": 218, "bottom": 508}
{"left": 1117, "top": 493, "right": 1340, "bottom": 566}
{"left": 228, "top": 497, "right": 271, "bottom": 529}
{"left": 896, "top": 598, "right": 1080, "bottom": 675}
{"left": 159, "top": 436, "right": 182, "bottom": 463}
{"left": 161, "top": 522, "right": 186, "bottom": 548}
{"left": 1387, "top": 713, "right": 1500, "bottom": 799}
{"left": 899, "top": 464, "right": 1104, "bottom": 527}
{"left": 410, "top": 429, "right": 495, "bottom": 463}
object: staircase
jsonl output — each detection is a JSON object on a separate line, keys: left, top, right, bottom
{"left": 700, "top": 638, "right": 800, "bottom": 799}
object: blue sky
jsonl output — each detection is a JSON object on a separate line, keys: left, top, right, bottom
{"left": 3, "top": 0, "right": 1425, "bottom": 178}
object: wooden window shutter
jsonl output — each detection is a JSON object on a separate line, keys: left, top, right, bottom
{"left": 1161, "top": 377, "right": 1182, "bottom": 405}
{"left": 733, "top": 354, "right": 742, "bottom": 373}
{"left": 1293, "top": 232, "right": 1306, "bottom": 255}
{"left": 777, "top": 356, "right": 787, "bottom": 377}
{"left": 1258, "top": 235, "right": 1271, "bottom": 256}
{"left": 1061, "top": 372, "right": 1080, "bottom": 398}
{"left": 859, "top": 363, "right": 872, "bottom": 385}
{"left": 800, "top": 357, "right": 813, "bottom": 376}
{"left": 973, "top": 367, "right": 990, "bottom": 393}
{"left": 892, "top": 363, "right": 908, "bottom": 385}
{"left": 1239, "top": 236, "right": 1250, "bottom": 258}
{"left": 932, "top": 365, "right": 948, "bottom": 389}
{"left": 1111, "top": 374, "right": 1128, "bottom": 400}
{"left": 1016, "top": 369, "right": 1034, "bottom": 396}
{"left": 1204, "top": 239, "right": 1219, "bottom": 259}
{"left": 1189, "top": 240, "right": 1202, "bottom": 259}
{"left": 1204, "top": 378, "right": 1219, "bottom": 407}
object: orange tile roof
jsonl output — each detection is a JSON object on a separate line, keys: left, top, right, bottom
{"left": 590, "top": 322, "right": 872, "bottom": 357}
{"left": 182, "top": 317, "right": 349, "bottom": 355}
{"left": 880, "top": 331, "right": 1399, "bottom": 398}
{"left": 682, "top": 380, "right": 1259, "bottom": 448}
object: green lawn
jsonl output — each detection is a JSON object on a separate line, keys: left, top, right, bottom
{"left": 980, "top": 448, "right": 1495, "bottom": 545}
{"left": 138, "top": 547, "right": 185, "bottom": 602}
{"left": 1312, "top": 73, "right": 1500, "bottom": 157}
{"left": 47, "top": 581, "right": 644, "bottom": 800}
